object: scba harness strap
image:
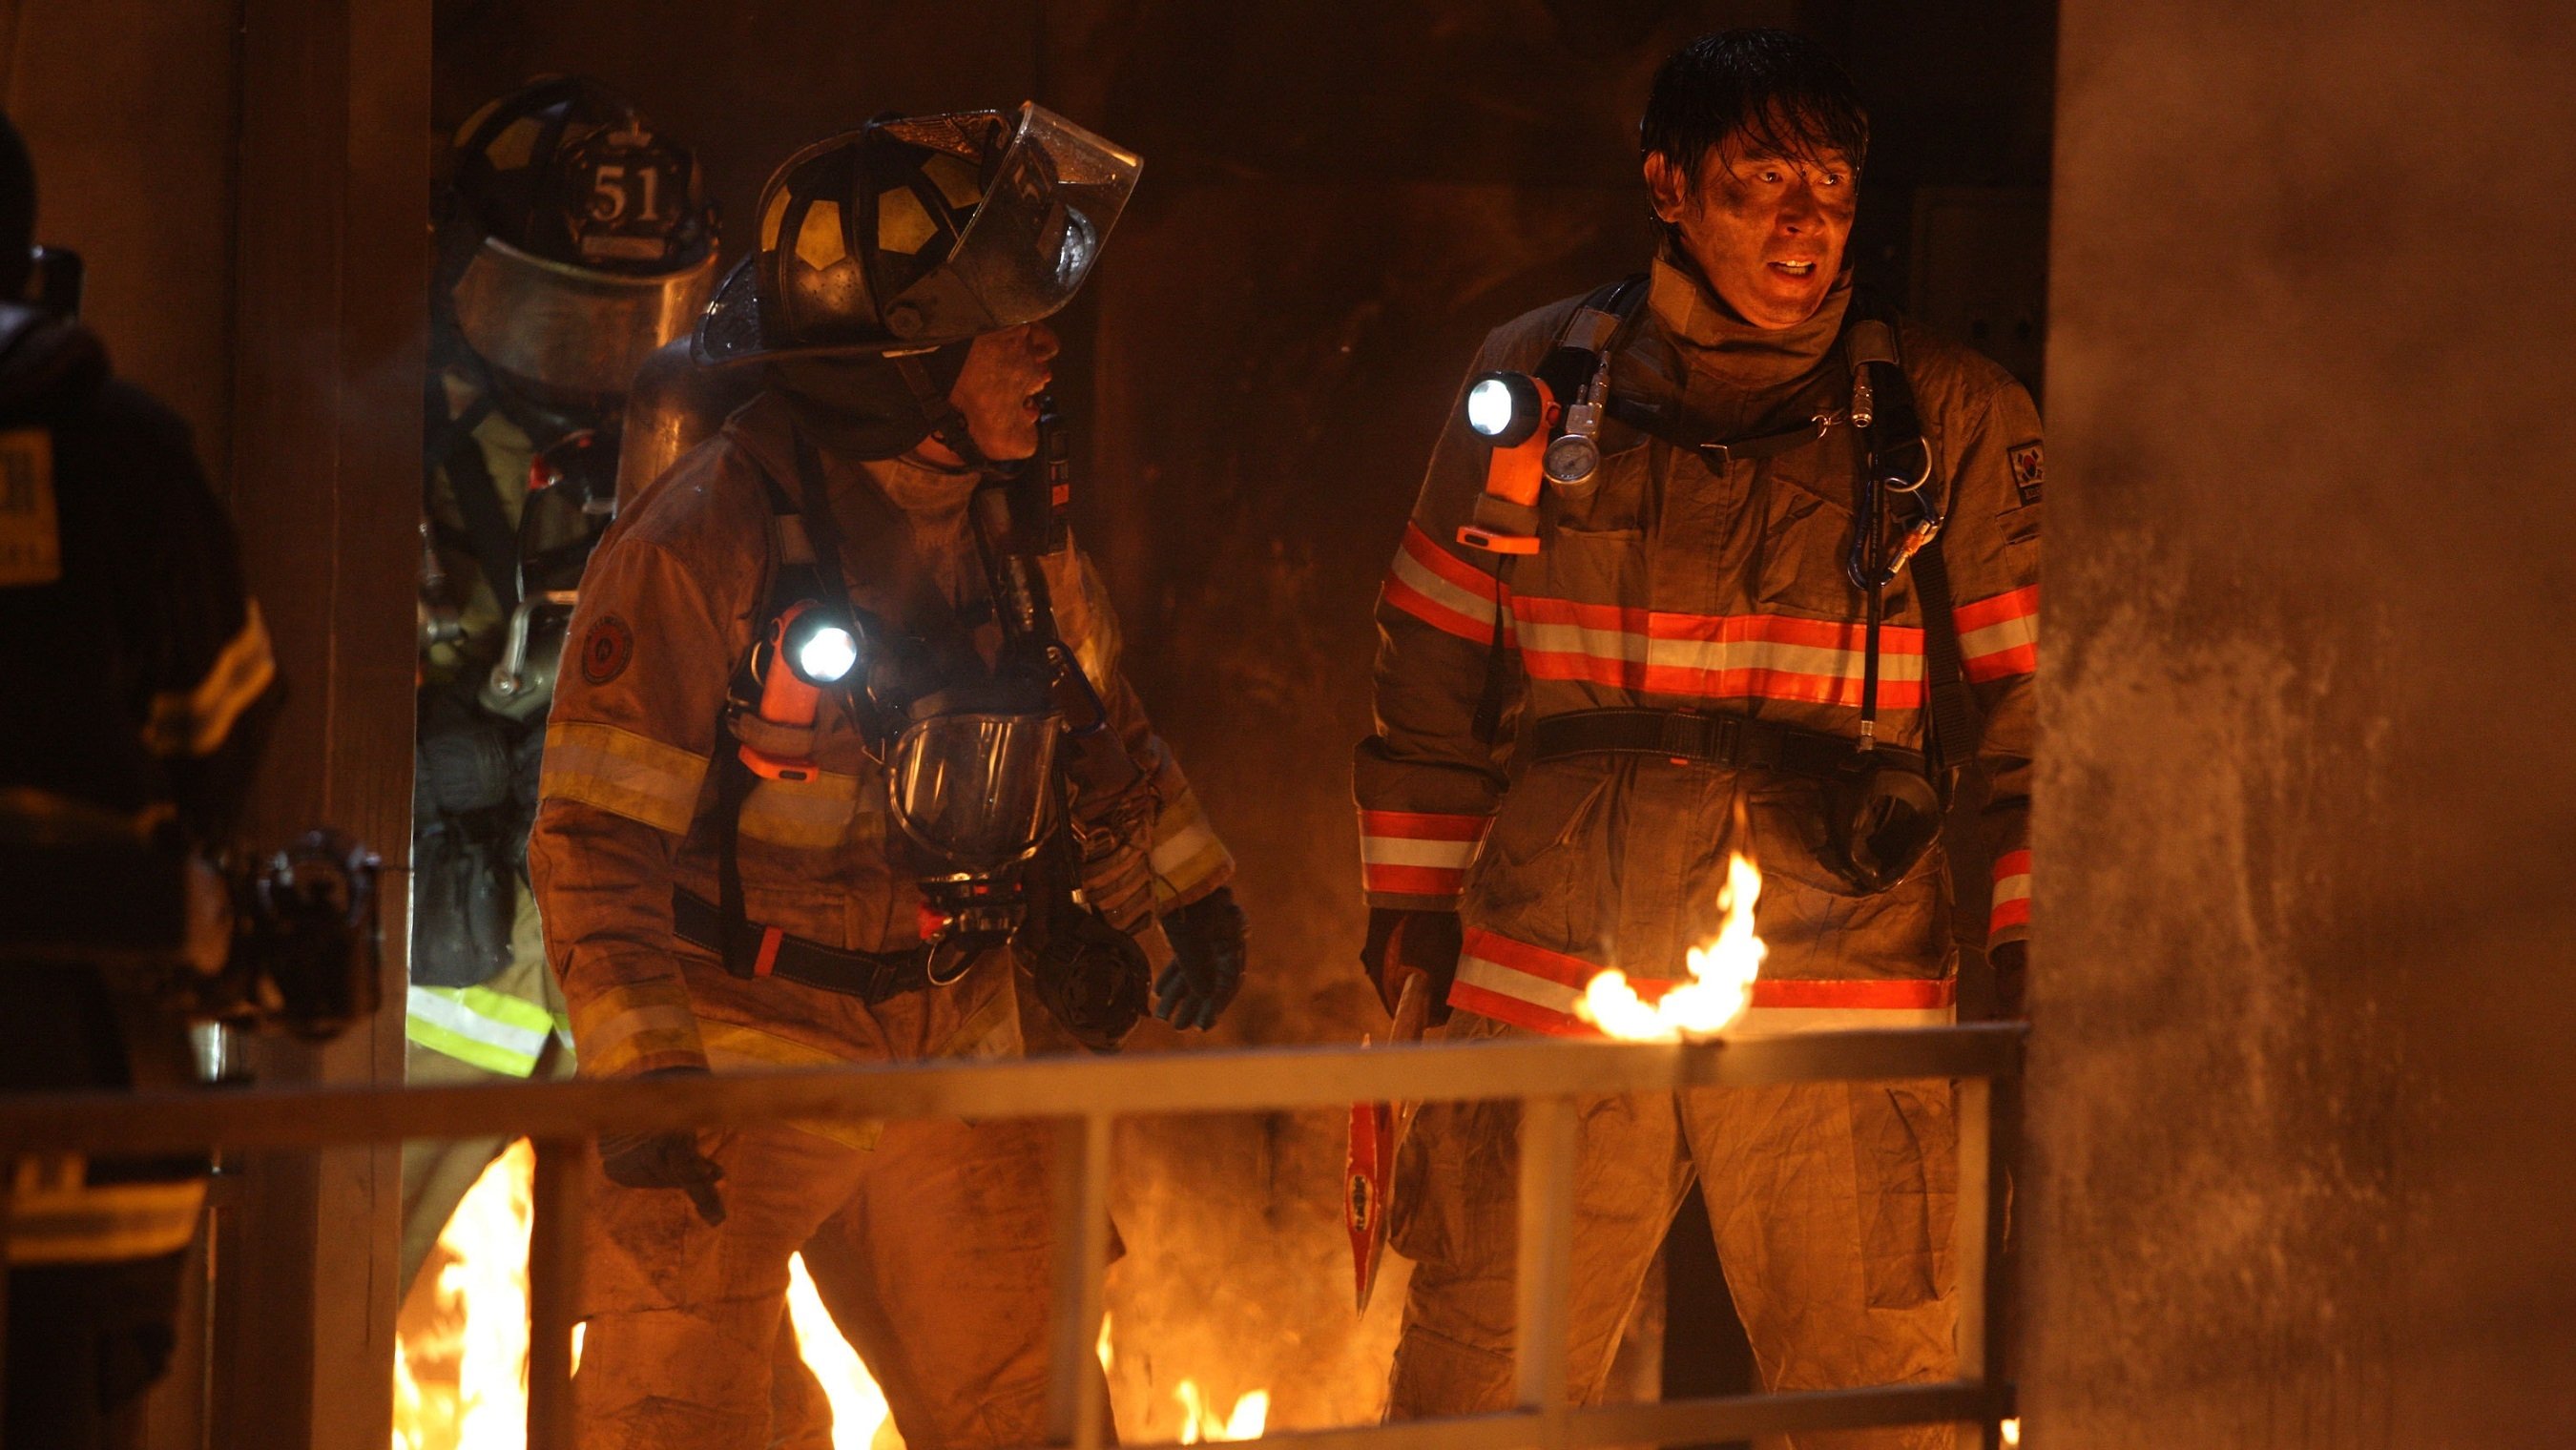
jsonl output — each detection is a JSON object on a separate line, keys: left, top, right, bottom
{"left": 1508, "top": 280, "right": 1986, "bottom": 891}
{"left": 703, "top": 433, "right": 933, "bottom": 994}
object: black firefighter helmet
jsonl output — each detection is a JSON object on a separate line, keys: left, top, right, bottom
{"left": 442, "top": 76, "right": 719, "bottom": 404}
{"left": 696, "top": 102, "right": 1138, "bottom": 367}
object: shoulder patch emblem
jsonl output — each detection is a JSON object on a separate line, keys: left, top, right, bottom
{"left": 0, "top": 427, "right": 61, "bottom": 587}
{"left": 2007, "top": 442, "right": 2044, "bottom": 508}
{"left": 579, "top": 614, "right": 634, "bottom": 685}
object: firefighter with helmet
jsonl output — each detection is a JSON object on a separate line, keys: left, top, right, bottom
{"left": 529, "top": 104, "right": 1246, "bottom": 1448}
{"left": 1356, "top": 31, "right": 2040, "bottom": 1445}
{"left": 405, "top": 76, "right": 716, "bottom": 1292}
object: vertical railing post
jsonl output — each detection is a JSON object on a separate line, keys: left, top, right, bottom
{"left": 1515, "top": 1094, "right": 1579, "bottom": 1448}
{"left": 1951, "top": 1076, "right": 1993, "bottom": 1450}
{"left": 1045, "top": 1112, "right": 1114, "bottom": 1450}
{"left": 527, "top": 1137, "right": 588, "bottom": 1450}
{"left": 0, "top": 1155, "right": 13, "bottom": 1434}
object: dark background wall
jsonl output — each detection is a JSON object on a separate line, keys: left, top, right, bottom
{"left": 435, "top": 0, "right": 2054, "bottom": 1434}
{"left": 2034, "top": 2, "right": 2576, "bottom": 1444}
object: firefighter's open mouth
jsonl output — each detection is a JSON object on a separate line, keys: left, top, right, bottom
{"left": 1769, "top": 259, "right": 1818, "bottom": 278}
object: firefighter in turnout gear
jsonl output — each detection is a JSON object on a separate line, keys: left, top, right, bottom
{"left": 1355, "top": 32, "right": 2038, "bottom": 1447}
{"left": 530, "top": 105, "right": 1239, "bottom": 1449}
{"left": 405, "top": 77, "right": 717, "bottom": 1291}
{"left": 0, "top": 110, "right": 287, "bottom": 1449}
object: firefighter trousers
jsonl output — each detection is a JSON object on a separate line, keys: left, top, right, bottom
{"left": 572, "top": 1112, "right": 1095, "bottom": 1450}
{"left": 1385, "top": 1015, "right": 1958, "bottom": 1450}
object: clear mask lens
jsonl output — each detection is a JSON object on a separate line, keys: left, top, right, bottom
{"left": 887, "top": 712, "right": 1059, "bottom": 876}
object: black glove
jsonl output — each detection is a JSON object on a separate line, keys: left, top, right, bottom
{"left": 1988, "top": 939, "right": 2028, "bottom": 1021}
{"left": 1153, "top": 886, "right": 1246, "bottom": 1031}
{"left": 598, "top": 1069, "right": 727, "bottom": 1226}
{"left": 1361, "top": 907, "right": 1461, "bottom": 1026}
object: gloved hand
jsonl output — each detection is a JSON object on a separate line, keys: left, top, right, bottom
{"left": 1361, "top": 907, "right": 1461, "bottom": 1026}
{"left": 598, "top": 1068, "right": 727, "bottom": 1226}
{"left": 1988, "top": 940, "right": 2028, "bottom": 1021}
{"left": 1153, "top": 886, "right": 1246, "bottom": 1031}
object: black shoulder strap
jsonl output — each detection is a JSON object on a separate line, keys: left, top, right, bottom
{"left": 1471, "top": 275, "right": 1650, "bottom": 745}
{"left": 712, "top": 430, "right": 890, "bottom": 971}
{"left": 425, "top": 375, "right": 523, "bottom": 617}
{"left": 1847, "top": 292, "right": 1981, "bottom": 778}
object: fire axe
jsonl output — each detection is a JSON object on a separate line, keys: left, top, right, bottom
{"left": 1345, "top": 970, "right": 1433, "bottom": 1313}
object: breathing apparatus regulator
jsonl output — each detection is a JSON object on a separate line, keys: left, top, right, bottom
{"left": 1457, "top": 276, "right": 1978, "bottom": 897}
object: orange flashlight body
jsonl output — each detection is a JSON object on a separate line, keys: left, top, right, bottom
{"left": 1456, "top": 377, "right": 1557, "bottom": 555}
{"left": 739, "top": 600, "right": 827, "bottom": 783}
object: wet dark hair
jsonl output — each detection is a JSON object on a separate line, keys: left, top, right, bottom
{"left": 1638, "top": 29, "right": 1869, "bottom": 190}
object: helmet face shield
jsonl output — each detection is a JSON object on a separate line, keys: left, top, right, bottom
{"left": 895, "top": 104, "right": 1138, "bottom": 342}
{"left": 887, "top": 712, "right": 1060, "bottom": 877}
{"left": 698, "top": 103, "right": 1140, "bottom": 365}
{"left": 452, "top": 236, "right": 718, "bottom": 402}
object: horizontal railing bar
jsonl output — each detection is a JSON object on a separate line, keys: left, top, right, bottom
{"left": 0, "top": 1026, "right": 2023, "bottom": 1156}
{"left": 1086, "top": 1380, "right": 1992, "bottom": 1450}
{"left": 1566, "top": 1382, "right": 1993, "bottom": 1444}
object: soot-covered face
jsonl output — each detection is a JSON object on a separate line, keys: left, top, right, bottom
{"left": 1645, "top": 132, "right": 1858, "bottom": 330}
{"left": 926, "top": 321, "right": 1061, "bottom": 465}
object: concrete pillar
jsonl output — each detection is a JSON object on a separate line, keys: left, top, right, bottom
{"left": 2031, "top": 5, "right": 2576, "bottom": 1444}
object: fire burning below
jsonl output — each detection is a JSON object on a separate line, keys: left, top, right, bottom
{"left": 393, "top": 1139, "right": 535, "bottom": 1450}
{"left": 784, "top": 1253, "right": 895, "bottom": 1450}
{"left": 1578, "top": 851, "right": 1766, "bottom": 1040}
{"left": 1174, "top": 1379, "right": 1270, "bottom": 1442}
{"left": 393, "top": 1141, "right": 907, "bottom": 1450}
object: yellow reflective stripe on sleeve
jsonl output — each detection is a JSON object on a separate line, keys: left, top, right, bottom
{"left": 1148, "top": 788, "right": 1232, "bottom": 900}
{"left": 571, "top": 976, "right": 706, "bottom": 1077}
{"left": 699, "top": 1022, "right": 885, "bottom": 1151}
{"left": 739, "top": 769, "right": 882, "bottom": 849}
{"left": 540, "top": 719, "right": 708, "bottom": 836}
{"left": 142, "top": 602, "right": 277, "bottom": 758}
{"left": 8, "top": 1158, "right": 205, "bottom": 1266}
{"left": 405, "top": 984, "right": 553, "bottom": 1077}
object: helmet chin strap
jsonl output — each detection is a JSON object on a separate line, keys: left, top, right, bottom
{"left": 890, "top": 351, "right": 995, "bottom": 473}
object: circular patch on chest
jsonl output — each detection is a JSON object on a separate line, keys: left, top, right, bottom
{"left": 579, "top": 614, "right": 634, "bottom": 685}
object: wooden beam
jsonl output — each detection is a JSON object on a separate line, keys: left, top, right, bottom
{"left": 216, "top": 0, "right": 425, "bottom": 1444}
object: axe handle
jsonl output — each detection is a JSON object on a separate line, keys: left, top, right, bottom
{"left": 1391, "top": 969, "right": 1433, "bottom": 1045}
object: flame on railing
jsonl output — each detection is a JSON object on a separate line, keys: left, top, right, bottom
{"left": 1578, "top": 851, "right": 1766, "bottom": 1040}
{"left": 1174, "top": 1379, "right": 1270, "bottom": 1443}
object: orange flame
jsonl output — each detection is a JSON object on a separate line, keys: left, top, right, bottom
{"left": 1174, "top": 1378, "right": 1270, "bottom": 1443}
{"left": 785, "top": 1253, "right": 895, "bottom": 1450}
{"left": 393, "top": 1142, "right": 913, "bottom": 1450}
{"left": 1579, "top": 851, "right": 1766, "bottom": 1039}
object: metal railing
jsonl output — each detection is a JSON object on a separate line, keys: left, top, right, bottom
{"left": 0, "top": 1025, "right": 2021, "bottom": 1450}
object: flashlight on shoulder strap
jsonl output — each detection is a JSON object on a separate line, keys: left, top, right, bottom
{"left": 1456, "top": 370, "right": 1555, "bottom": 554}
{"left": 737, "top": 600, "right": 866, "bottom": 782}
{"left": 1455, "top": 348, "right": 1613, "bottom": 554}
